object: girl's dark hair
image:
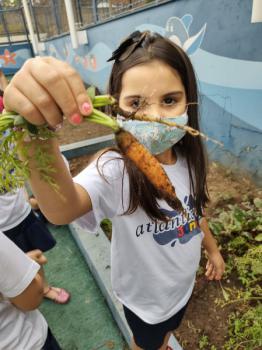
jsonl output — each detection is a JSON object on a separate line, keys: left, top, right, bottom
{"left": 100, "top": 31, "right": 209, "bottom": 221}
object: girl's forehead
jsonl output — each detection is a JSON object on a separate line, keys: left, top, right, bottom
{"left": 120, "top": 59, "right": 184, "bottom": 96}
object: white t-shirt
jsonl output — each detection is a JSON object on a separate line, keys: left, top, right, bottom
{"left": 74, "top": 151, "right": 204, "bottom": 324}
{"left": 0, "top": 231, "right": 48, "bottom": 350}
{"left": 0, "top": 188, "right": 31, "bottom": 231}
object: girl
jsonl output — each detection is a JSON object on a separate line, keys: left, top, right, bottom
{"left": 0, "top": 186, "right": 71, "bottom": 304}
{"left": 0, "top": 232, "right": 61, "bottom": 349}
{"left": 0, "top": 89, "right": 4, "bottom": 113}
{"left": 3, "top": 31, "right": 225, "bottom": 350}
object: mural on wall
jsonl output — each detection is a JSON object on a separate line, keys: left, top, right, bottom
{"left": 0, "top": 43, "right": 32, "bottom": 76}
{"left": 43, "top": 36, "right": 113, "bottom": 91}
{"left": 42, "top": 16, "right": 207, "bottom": 94}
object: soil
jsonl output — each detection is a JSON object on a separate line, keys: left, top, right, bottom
{"left": 57, "top": 124, "right": 260, "bottom": 349}
{"left": 56, "top": 118, "right": 112, "bottom": 146}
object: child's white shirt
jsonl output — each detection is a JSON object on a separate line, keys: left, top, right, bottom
{"left": 0, "top": 231, "right": 48, "bottom": 349}
{"left": 74, "top": 151, "right": 204, "bottom": 324}
{"left": 0, "top": 188, "right": 31, "bottom": 231}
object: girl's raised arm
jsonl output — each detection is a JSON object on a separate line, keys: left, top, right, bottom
{"left": 3, "top": 57, "right": 93, "bottom": 224}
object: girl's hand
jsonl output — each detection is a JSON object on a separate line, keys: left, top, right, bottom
{"left": 27, "top": 249, "right": 47, "bottom": 265}
{"left": 3, "top": 57, "right": 92, "bottom": 127}
{"left": 205, "top": 250, "right": 225, "bottom": 280}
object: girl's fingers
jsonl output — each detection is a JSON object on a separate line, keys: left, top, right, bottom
{"left": 4, "top": 86, "right": 44, "bottom": 124}
{"left": 215, "top": 266, "right": 225, "bottom": 280}
{"left": 29, "top": 58, "right": 79, "bottom": 124}
{"left": 14, "top": 72, "right": 63, "bottom": 127}
{"left": 4, "top": 56, "right": 92, "bottom": 126}
{"left": 42, "top": 57, "right": 93, "bottom": 116}
{"left": 209, "top": 269, "right": 216, "bottom": 280}
{"left": 205, "top": 263, "right": 214, "bottom": 278}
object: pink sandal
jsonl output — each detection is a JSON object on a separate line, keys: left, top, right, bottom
{"left": 44, "top": 286, "right": 71, "bottom": 304}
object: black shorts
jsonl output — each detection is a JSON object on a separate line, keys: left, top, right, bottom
{"left": 42, "top": 327, "right": 61, "bottom": 350}
{"left": 3, "top": 210, "right": 56, "bottom": 253}
{"left": 123, "top": 303, "right": 188, "bottom": 350}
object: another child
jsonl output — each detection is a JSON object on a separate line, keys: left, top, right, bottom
{"left": 0, "top": 66, "right": 8, "bottom": 91}
{"left": 0, "top": 187, "right": 70, "bottom": 304}
{"left": 0, "top": 231, "right": 61, "bottom": 349}
{"left": 4, "top": 31, "right": 225, "bottom": 350}
{"left": 0, "top": 89, "right": 4, "bottom": 113}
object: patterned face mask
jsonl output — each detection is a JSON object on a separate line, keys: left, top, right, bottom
{"left": 118, "top": 112, "right": 188, "bottom": 155}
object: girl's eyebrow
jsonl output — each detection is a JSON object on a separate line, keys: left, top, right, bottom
{"left": 124, "top": 91, "right": 184, "bottom": 100}
{"left": 123, "top": 95, "right": 140, "bottom": 100}
{"left": 162, "top": 91, "right": 184, "bottom": 97}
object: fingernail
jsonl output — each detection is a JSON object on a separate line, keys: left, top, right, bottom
{"left": 47, "top": 122, "right": 63, "bottom": 132}
{"left": 81, "top": 102, "right": 91, "bottom": 114}
{"left": 55, "top": 122, "right": 63, "bottom": 131}
{"left": 69, "top": 113, "right": 83, "bottom": 125}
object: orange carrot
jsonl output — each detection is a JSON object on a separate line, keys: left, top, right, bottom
{"left": 115, "top": 128, "right": 183, "bottom": 211}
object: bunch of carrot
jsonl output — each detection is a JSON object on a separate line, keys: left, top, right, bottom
{"left": 0, "top": 86, "right": 214, "bottom": 211}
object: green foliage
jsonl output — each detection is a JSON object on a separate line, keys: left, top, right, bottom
{"left": 1, "top": 0, "right": 21, "bottom": 9}
{"left": 235, "top": 246, "right": 262, "bottom": 287}
{"left": 0, "top": 92, "right": 117, "bottom": 192}
{"left": 209, "top": 202, "right": 262, "bottom": 248}
{"left": 209, "top": 197, "right": 262, "bottom": 349}
{"left": 100, "top": 218, "right": 112, "bottom": 240}
{"left": 0, "top": 116, "right": 55, "bottom": 192}
{"left": 199, "top": 335, "right": 210, "bottom": 349}
{"left": 224, "top": 305, "right": 262, "bottom": 350}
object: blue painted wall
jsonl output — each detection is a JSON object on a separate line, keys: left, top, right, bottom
{"left": 1, "top": 0, "right": 261, "bottom": 184}
{"left": 0, "top": 42, "right": 32, "bottom": 75}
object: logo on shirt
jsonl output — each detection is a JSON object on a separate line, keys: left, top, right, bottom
{"left": 135, "top": 195, "right": 201, "bottom": 247}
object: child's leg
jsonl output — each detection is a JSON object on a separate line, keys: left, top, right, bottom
{"left": 132, "top": 332, "right": 171, "bottom": 350}
{"left": 124, "top": 304, "right": 187, "bottom": 350}
{"left": 159, "top": 332, "right": 171, "bottom": 350}
{"left": 38, "top": 266, "right": 70, "bottom": 304}
{"left": 131, "top": 337, "right": 143, "bottom": 350}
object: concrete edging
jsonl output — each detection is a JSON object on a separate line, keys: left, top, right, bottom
{"left": 60, "top": 134, "right": 115, "bottom": 159}
{"left": 69, "top": 222, "right": 132, "bottom": 347}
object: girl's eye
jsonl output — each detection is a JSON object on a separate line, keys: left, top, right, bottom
{"left": 130, "top": 99, "right": 141, "bottom": 110}
{"left": 162, "top": 96, "right": 177, "bottom": 106}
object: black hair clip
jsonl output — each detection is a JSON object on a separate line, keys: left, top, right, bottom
{"left": 107, "top": 31, "right": 149, "bottom": 62}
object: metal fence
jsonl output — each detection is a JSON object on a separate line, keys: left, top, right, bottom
{"left": 0, "top": 2, "right": 30, "bottom": 45}
{"left": 0, "top": 0, "right": 169, "bottom": 43}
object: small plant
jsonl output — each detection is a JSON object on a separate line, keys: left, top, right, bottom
{"left": 235, "top": 245, "right": 262, "bottom": 287}
{"left": 224, "top": 305, "right": 262, "bottom": 350}
{"left": 209, "top": 202, "right": 262, "bottom": 248}
{"left": 100, "top": 218, "right": 112, "bottom": 241}
{"left": 198, "top": 334, "right": 210, "bottom": 349}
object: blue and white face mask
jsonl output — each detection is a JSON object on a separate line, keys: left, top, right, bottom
{"left": 118, "top": 112, "right": 188, "bottom": 155}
